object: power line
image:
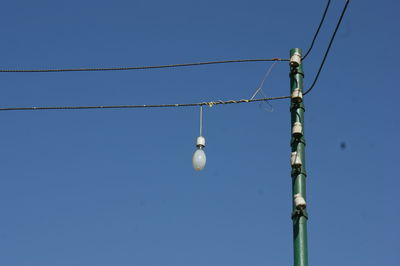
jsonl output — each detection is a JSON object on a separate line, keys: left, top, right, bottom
{"left": 0, "top": 1, "right": 350, "bottom": 112}
{"left": 0, "top": 2, "right": 331, "bottom": 74}
{"left": 304, "top": 0, "right": 350, "bottom": 95}
{"left": 302, "top": 0, "right": 331, "bottom": 60}
{"left": 0, "top": 96, "right": 290, "bottom": 112}
{"left": 0, "top": 58, "right": 288, "bottom": 73}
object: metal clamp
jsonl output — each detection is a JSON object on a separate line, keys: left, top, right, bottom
{"left": 290, "top": 102, "right": 305, "bottom": 112}
{"left": 289, "top": 68, "right": 304, "bottom": 77}
{"left": 291, "top": 209, "right": 309, "bottom": 220}
{"left": 291, "top": 137, "right": 306, "bottom": 147}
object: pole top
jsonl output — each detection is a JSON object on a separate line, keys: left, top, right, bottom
{"left": 290, "top": 48, "right": 303, "bottom": 57}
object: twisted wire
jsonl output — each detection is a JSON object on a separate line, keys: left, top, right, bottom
{"left": 0, "top": 96, "right": 291, "bottom": 111}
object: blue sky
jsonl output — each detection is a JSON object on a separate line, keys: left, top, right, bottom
{"left": 0, "top": 1, "right": 399, "bottom": 265}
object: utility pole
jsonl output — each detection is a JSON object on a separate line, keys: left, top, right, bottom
{"left": 289, "top": 48, "right": 308, "bottom": 266}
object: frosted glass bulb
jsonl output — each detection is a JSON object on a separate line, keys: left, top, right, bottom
{"left": 192, "top": 148, "right": 206, "bottom": 171}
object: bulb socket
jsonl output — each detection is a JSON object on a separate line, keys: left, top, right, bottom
{"left": 196, "top": 136, "right": 205, "bottom": 147}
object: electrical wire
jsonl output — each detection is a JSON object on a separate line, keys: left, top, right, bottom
{"left": 0, "top": 96, "right": 291, "bottom": 112}
{"left": 0, "top": 0, "right": 350, "bottom": 112}
{"left": 0, "top": 2, "right": 332, "bottom": 74}
{"left": 303, "top": 0, "right": 350, "bottom": 95}
{"left": 302, "top": 0, "right": 331, "bottom": 60}
{"left": 0, "top": 58, "right": 288, "bottom": 73}
{"left": 0, "top": 2, "right": 332, "bottom": 73}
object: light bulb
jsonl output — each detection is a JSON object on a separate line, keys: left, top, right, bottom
{"left": 192, "top": 136, "right": 206, "bottom": 171}
{"left": 192, "top": 148, "right": 206, "bottom": 171}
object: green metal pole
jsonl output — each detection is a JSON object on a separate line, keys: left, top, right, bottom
{"left": 289, "top": 48, "right": 308, "bottom": 266}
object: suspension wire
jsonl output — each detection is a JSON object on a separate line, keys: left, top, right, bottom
{"left": 303, "top": 0, "right": 350, "bottom": 95}
{"left": 302, "top": 0, "right": 331, "bottom": 60}
{"left": 250, "top": 61, "right": 278, "bottom": 100}
{"left": 199, "top": 106, "right": 203, "bottom": 136}
{"left": 0, "top": 58, "right": 288, "bottom": 73}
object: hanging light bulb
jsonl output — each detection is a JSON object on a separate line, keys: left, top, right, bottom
{"left": 192, "top": 136, "right": 206, "bottom": 171}
{"left": 192, "top": 106, "right": 206, "bottom": 171}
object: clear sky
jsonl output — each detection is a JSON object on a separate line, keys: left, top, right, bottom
{"left": 0, "top": 1, "right": 399, "bottom": 265}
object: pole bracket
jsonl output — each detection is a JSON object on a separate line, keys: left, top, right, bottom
{"left": 291, "top": 168, "right": 307, "bottom": 178}
{"left": 291, "top": 209, "right": 309, "bottom": 220}
{"left": 291, "top": 137, "right": 306, "bottom": 147}
{"left": 289, "top": 67, "right": 305, "bottom": 77}
{"left": 290, "top": 102, "right": 305, "bottom": 112}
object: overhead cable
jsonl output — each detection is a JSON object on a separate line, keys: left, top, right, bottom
{"left": 0, "top": 58, "right": 287, "bottom": 73}
{"left": 0, "top": 0, "right": 350, "bottom": 112}
{"left": 302, "top": 0, "right": 331, "bottom": 60}
{"left": 303, "top": 0, "right": 350, "bottom": 95}
{"left": 0, "top": 96, "right": 291, "bottom": 112}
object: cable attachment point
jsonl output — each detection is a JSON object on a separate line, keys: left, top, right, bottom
{"left": 292, "top": 193, "right": 308, "bottom": 220}
{"left": 292, "top": 122, "right": 303, "bottom": 138}
{"left": 291, "top": 88, "right": 303, "bottom": 103}
{"left": 291, "top": 151, "right": 302, "bottom": 168}
{"left": 290, "top": 52, "right": 302, "bottom": 67}
{"left": 294, "top": 193, "right": 307, "bottom": 210}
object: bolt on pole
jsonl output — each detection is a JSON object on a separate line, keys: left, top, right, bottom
{"left": 289, "top": 48, "right": 308, "bottom": 266}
